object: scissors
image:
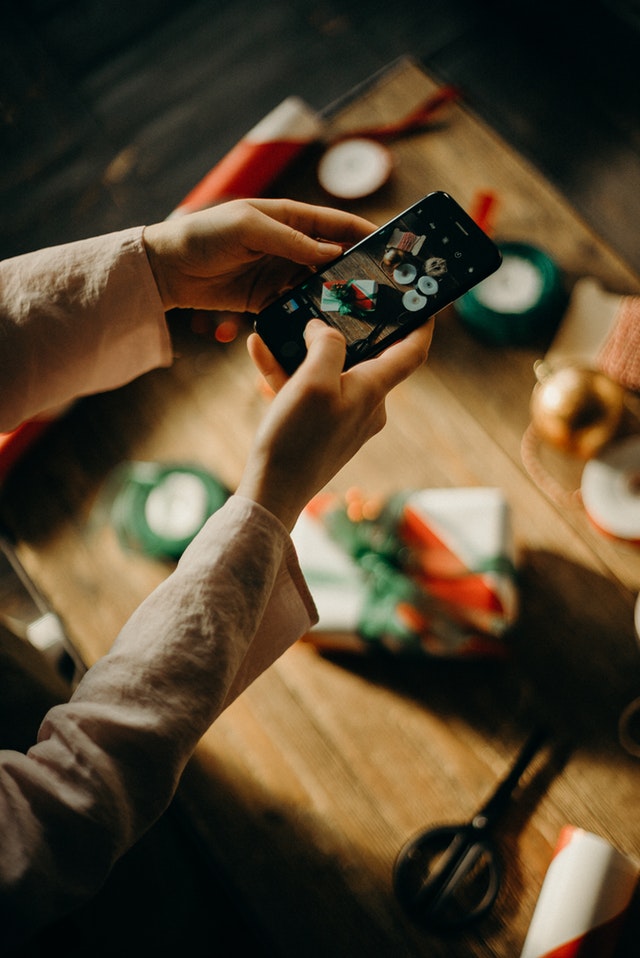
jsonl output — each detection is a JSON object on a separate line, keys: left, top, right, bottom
{"left": 393, "top": 727, "right": 547, "bottom": 933}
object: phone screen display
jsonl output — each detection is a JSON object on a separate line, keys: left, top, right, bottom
{"left": 254, "top": 191, "right": 502, "bottom": 372}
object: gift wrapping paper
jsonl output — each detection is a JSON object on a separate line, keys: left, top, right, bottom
{"left": 520, "top": 825, "right": 638, "bottom": 958}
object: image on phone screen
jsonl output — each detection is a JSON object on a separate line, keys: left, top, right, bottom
{"left": 255, "top": 192, "right": 501, "bottom": 372}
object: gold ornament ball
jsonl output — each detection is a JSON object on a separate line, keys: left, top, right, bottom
{"left": 530, "top": 363, "right": 625, "bottom": 458}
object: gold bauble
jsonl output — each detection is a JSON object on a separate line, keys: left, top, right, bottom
{"left": 530, "top": 362, "right": 625, "bottom": 459}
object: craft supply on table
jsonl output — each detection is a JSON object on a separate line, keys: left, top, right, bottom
{"left": 456, "top": 242, "right": 566, "bottom": 346}
{"left": 317, "top": 84, "right": 459, "bottom": 200}
{"left": 520, "top": 825, "right": 638, "bottom": 958}
{"left": 580, "top": 434, "right": 640, "bottom": 544}
{"left": 394, "top": 727, "right": 547, "bottom": 933}
{"left": 317, "top": 137, "right": 393, "bottom": 199}
{"left": 545, "top": 276, "right": 640, "bottom": 393}
{"left": 529, "top": 362, "right": 626, "bottom": 460}
{"left": 96, "top": 461, "right": 229, "bottom": 561}
{"left": 169, "top": 96, "right": 324, "bottom": 216}
{"left": 292, "top": 486, "right": 518, "bottom": 658}
{"left": 519, "top": 273, "right": 640, "bottom": 513}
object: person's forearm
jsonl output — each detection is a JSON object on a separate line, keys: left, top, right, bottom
{"left": 0, "top": 495, "right": 316, "bottom": 947}
{"left": 0, "top": 228, "right": 172, "bottom": 431}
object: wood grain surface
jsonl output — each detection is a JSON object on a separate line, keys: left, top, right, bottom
{"left": 3, "top": 55, "right": 640, "bottom": 957}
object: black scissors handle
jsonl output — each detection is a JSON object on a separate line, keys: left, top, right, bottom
{"left": 393, "top": 822, "right": 501, "bottom": 930}
{"left": 393, "top": 728, "right": 547, "bottom": 932}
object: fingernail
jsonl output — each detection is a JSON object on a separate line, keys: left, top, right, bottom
{"left": 317, "top": 241, "right": 342, "bottom": 256}
{"left": 303, "top": 318, "right": 325, "bottom": 340}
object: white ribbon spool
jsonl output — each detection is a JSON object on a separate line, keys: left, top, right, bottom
{"left": 580, "top": 435, "right": 640, "bottom": 543}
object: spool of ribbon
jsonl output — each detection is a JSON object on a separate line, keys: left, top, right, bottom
{"left": 317, "top": 85, "right": 459, "bottom": 201}
{"left": 456, "top": 242, "right": 566, "bottom": 346}
{"left": 580, "top": 434, "right": 640, "bottom": 544}
{"left": 100, "top": 461, "right": 229, "bottom": 561}
{"left": 317, "top": 138, "right": 393, "bottom": 200}
{"left": 520, "top": 825, "right": 638, "bottom": 958}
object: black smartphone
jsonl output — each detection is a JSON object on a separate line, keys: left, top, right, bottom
{"left": 254, "top": 191, "right": 502, "bottom": 373}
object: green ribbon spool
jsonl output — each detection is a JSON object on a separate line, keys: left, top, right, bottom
{"left": 456, "top": 241, "right": 566, "bottom": 346}
{"left": 107, "top": 461, "right": 229, "bottom": 561}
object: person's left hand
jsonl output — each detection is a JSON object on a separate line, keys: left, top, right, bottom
{"left": 143, "top": 198, "right": 375, "bottom": 313}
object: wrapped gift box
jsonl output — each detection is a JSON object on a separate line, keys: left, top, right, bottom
{"left": 320, "top": 280, "right": 378, "bottom": 316}
{"left": 292, "top": 487, "right": 519, "bottom": 658}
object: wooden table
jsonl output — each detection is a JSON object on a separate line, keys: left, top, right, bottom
{"left": 3, "top": 57, "right": 640, "bottom": 956}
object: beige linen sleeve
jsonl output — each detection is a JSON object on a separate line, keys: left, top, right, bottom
{"left": 0, "top": 495, "right": 317, "bottom": 948}
{"left": 0, "top": 227, "right": 172, "bottom": 432}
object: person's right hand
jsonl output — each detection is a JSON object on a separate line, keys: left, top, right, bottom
{"left": 237, "top": 318, "right": 434, "bottom": 531}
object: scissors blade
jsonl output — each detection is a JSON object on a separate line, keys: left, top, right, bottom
{"left": 394, "top": 727, "right": 547, "bottom": 930}
{"left": 476, "top": 726, "right": 547, "bottom": 828}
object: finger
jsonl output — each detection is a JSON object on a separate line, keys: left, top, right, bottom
{"left": 353, "top": 318, "right": 434, "bottom": 393}
{"left": 247, "top": 201, "right": 375, "bottom": 265}
{"left": 250, "top": 198, "right": 376, "bottom": 244}
{"left": 299, "top": 319, "right": 347, "bottom": 378}
{"left": 247, "top": 332, "right": 289, "bottom": 393}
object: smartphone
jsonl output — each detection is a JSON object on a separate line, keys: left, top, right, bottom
{"left": 254, "top": 191, "right": 502, "bottom": 373}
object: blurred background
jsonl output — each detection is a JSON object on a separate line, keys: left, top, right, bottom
{"left": 3, "top": 0, "right": 640, "bottom": 270}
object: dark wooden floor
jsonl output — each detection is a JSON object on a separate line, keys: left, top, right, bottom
{"left": 3, "top": 0, "right": 640, "bottom": 271}
{"left": 3, "top": 1, "right": 640, "bottom": 953}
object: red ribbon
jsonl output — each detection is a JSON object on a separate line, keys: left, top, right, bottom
{"left": 331, "top": 84, "right": 461, "bottom": 143}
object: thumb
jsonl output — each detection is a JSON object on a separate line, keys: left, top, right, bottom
{"left": 300, "top": 319, "right": 347, "bottom": 377}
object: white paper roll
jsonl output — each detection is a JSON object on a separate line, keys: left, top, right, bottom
{"left": 520, "top": 825, "right": 638, "bottom": 958}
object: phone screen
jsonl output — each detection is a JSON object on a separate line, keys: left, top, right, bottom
{"left": 254, "top": 191, "right": 502, "bottom": 372}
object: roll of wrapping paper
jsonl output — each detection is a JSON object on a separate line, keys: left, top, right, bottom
{"left": 169, "top": 96, "right": 324, "bottom": 216}
{"left": 520, "top": 826, "right": 638, "bottom": 958}
{"left": 456, "top": 242, "right": 566, "bottom": 346}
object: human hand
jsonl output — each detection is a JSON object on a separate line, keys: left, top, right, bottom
{"left": 237, "top": 318, "right": 434, "bottom": 531}
{"left": 142, "top": 198, "right": 375, "bottom": 313}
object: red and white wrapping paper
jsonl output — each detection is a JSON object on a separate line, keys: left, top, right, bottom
{"left": 169, "top": 95, "right": 324, "bottom": 216}
{"left": 520, "top": 825, "right": 638, "bottom": 958}
{"left": 397, "top": 487, "right": 519, "bottom": 638}
{"left": 293, "top": 486, "right": 518, "bottom": 657}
